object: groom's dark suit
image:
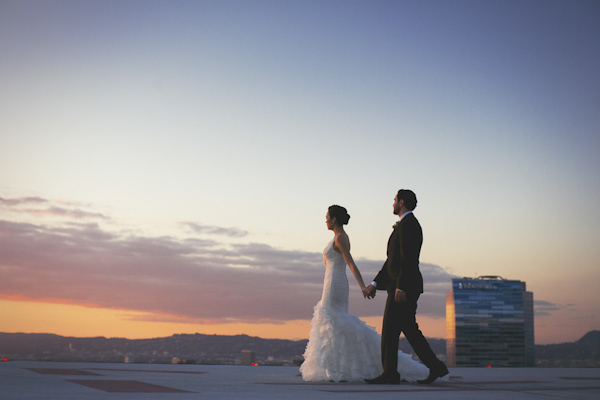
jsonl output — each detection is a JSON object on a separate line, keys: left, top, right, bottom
{"left": 373, "top": 212, "right": 444, "bottom": 379}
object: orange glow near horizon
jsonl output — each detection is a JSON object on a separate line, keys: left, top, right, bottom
{"left": 0, "top": 299, "right": 314, "bottom": 340}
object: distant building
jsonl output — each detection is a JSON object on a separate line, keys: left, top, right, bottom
{"left": 241, "top": 350, "right": 256, "bottom": 366}
{"left": 446, "top": 276, "right": 534, "bottom": 367}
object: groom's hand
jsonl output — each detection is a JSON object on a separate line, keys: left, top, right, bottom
{"left": 395, "top": 289, "right": 406, "bottom": 303}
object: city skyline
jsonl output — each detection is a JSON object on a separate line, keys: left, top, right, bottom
{"left": 1, "top": 1, "right": 599, "bottom": 345}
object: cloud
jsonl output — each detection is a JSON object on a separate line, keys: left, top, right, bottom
{"left": 0, "top": 197, "right": 456, "bottom": 325}
{"left": 534, "top": 300, "right": 564, "bottom": 316}
{"left": 0, "top": 196, "right": 47, "bottom": 206}
{"left": 181, "top": 222, "right": 248, "bottom": 238}
{"left": 0, "top": 218, "right": 324, "bottom": 323}
{"left": 0, "top": 196, "right": 108, "bottom": 220}
{"left": 23, "top": 206, "right": 109, "bottom": 220}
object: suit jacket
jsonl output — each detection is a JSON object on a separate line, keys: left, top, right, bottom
{"left": 374, "top": 212, "right": 424, "bottom": 294}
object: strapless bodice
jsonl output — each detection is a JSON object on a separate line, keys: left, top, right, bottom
{"left": 320, "top": 238, "right": 349, "bottom": 313}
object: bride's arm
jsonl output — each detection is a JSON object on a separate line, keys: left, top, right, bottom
{"left": 335, "top": 234, "right": 367, "bottom": 291}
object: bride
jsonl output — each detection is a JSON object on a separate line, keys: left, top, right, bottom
{"left": 300, "top": 205, "right": 429, "bottom": 383}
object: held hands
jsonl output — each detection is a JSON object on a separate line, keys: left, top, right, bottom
{"left": 362, "top": 284, "right": 376, "bottom": 299}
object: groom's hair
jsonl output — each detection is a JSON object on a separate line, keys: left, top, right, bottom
{"left": 397, "top": 189, "right": 417, "bottom": 210}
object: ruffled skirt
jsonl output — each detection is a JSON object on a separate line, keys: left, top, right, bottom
{"left": 300, "top": 300, "right": 429, "bottom": 382}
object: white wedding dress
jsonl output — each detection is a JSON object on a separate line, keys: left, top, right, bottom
{"left": 300, "top": 239, "right": 429, "bottom": 382}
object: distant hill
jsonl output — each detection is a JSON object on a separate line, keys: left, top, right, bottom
{"left": 0, "top": 332, "right": 308, "bottom": 365}
{"left": 535, "top": 330, "right": 600, "bottom": 367}
{"left": 1, "top": 331, "right": 599, "bottom": 367}
{"left": 577, "top": 330, "right": 600, "bottom": 347}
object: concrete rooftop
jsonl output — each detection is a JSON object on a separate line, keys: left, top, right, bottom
{"left": 2, "top": 360, "right": 599, "bottom": 399}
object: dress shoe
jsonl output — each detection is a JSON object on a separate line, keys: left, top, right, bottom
{"left": 365, "top": 373, "right": 400, "bottom": 384}
{"left": 417, "top": 364, "right": 449, "bottom": 384}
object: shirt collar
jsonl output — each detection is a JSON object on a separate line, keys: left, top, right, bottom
{"left": 399, "top": 210, "right": 413, "bottom": 222}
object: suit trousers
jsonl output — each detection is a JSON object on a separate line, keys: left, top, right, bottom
{"left": 381, "top": 290, "right": 440, "bottom": 377}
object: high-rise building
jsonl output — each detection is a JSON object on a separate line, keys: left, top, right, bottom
{"left": 446, "top": 276, "right": 534, "bottom": 367}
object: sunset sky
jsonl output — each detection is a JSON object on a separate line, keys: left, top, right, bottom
{"left": 1, "top": 0, "right": 599, "bottom": 345}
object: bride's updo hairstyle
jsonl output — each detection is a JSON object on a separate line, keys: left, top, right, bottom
{"left": 328, "top": 205, "right": 350, "bottom": 226}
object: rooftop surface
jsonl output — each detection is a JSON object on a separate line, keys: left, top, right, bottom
{"left": 2, "top": 361, "right": 599, "bottom": 399}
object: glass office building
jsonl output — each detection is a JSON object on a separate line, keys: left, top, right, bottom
{"left": 446, "top": 276, "right": 534, "bottom": 367}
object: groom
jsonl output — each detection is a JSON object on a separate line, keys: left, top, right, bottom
{"left": 363, "top": 189, "right": 448, "bottom": 384}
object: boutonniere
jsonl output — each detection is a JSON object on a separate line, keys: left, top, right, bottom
{"left": 393, "top": 221, "right": 401, "bottom": 230}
